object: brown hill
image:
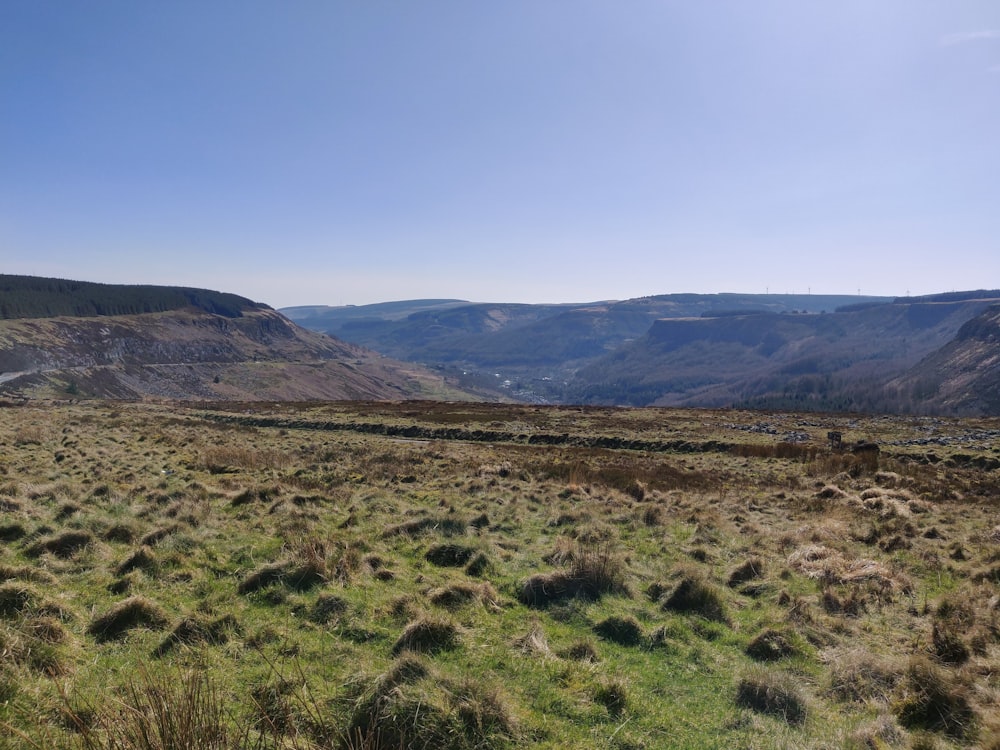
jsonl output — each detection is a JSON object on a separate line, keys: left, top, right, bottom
{"left": 885, "top": 304, "right": 1000, "bottom": 415}
{"left": 0, "top": 305, "right": 471, "bottom": 401}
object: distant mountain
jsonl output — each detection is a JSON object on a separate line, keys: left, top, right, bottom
{"left": 282, "top": 293, "right": 883, "bottom": 396}
{"left": 283, "top": 291, "right": 1000, "bottom": 415}
{"left": 283, "top": 293, "right": 892, "bottom": 402}
{"left": 0, "top": 277, "right": 473, "bottom": 401}
{"left": 568, "top": 295, "right": 1000, "bottom": 413}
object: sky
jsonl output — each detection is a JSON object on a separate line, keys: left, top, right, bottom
{"left": 2, "top": 2, "right": 999, "bottom": 308}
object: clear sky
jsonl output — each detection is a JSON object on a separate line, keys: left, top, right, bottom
{"left": 2, "top": 2, "right": 998, "bottom": 308}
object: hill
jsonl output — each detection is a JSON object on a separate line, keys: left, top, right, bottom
{"left": 0, "top": 274, "right": 265, "bottom": 319}
{"left": 0, "top": 277, "right": 473, "bottom": 401}
{"left": 283, "top": 293, "right": 887, "bottom": 402}
{"left": 885, "top": 303, "right": 1000, "bottom": 415}
{"left": 568, "top": 295, "right": 1000, "bottom": 413}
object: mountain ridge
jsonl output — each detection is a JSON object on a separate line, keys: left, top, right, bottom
{"left": 0, "top": 277, "right": 474, "bottom": 402}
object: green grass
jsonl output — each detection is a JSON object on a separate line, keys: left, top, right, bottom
{"left": 0, "top": 400, "right": 998, "bottom": 748}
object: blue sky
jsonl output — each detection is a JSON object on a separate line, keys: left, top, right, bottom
{"left": 2, "top": 2, "right": 998, "bottom": 308}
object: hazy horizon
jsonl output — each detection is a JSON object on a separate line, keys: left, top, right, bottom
{"left": 3, "top": 2, "right": 998, "bottom": 309}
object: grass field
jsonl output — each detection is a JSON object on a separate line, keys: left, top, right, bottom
{"left": 1, "top": 399, "right": 999, "bottom": 749}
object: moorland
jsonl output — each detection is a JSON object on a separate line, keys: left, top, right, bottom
{"left": 2, "top": 398, "right": 1000, "bottom": 749}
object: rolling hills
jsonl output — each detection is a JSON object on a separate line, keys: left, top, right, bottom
{"left": 0, "top": 276, "right": 472, "bottom": 401}
{"left": 284, "top": 292, "right": 1000, "bottom": 415}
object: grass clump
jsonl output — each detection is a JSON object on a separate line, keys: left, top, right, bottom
{"left": 735, "top": 667, "right": 808, "bottom": 726}
{"left": 428, "top": 581, "right": 499, "bottom": 610}
{"left": 67, "top": 669, "right": 232, "bottom": 749}
{"left": 425, "top": 543, "right": 476, "bottom": 567}
{"left": 826, "top": 648, "right": 901, "bottom": 705}
{"left": 25, "top": 529, "right": 94, "bottom": 558}
{"left": 745, "top": 627, "right": 801, "bottom": 662}
{"left": 727, "top": 557, "right": 765, "bottom": 588}
{"left": 661, "top": 569, "right": 728, "bottom": 623}
{"left": 87, "top": 596, "right": 169, "bottom": 642}
{"left": 345, "top": 654, "right": 516, "bottom": 750}
{"left": 114, "top": 545, "right": 158, "bottom": 577}
{"left": 894, "top": 656, "right": 977, "bottom": 740}
{"left": 592, "top": 615, "right": 644, "bottom": 646}
{"left": 391, "top": 616, "right": 462, "bottom": 655}
{"left": 520, "top": 543, "right": 628, "bottom": 607}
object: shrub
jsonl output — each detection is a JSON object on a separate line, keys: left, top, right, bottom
{"left": 87, "top": 596, "right": 169, "bottom": 642}
{"left": 735, "top": 667, "right": 808, "bottom": 725}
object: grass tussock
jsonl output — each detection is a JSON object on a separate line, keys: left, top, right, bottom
{"left": 428, "top": 581, "right": 499, "bottom": 610}
{"left": 391, "top": 617, "right": 462, "bottom": 656}
{"left": 893, "top": 656, "right": 977, "bottom": 740}
{"left": 345, "top": 658, "right": 516, "bottom": 750}
{"left": 735, "top": 667, "right": 808, "bottom": 726}
{"left": 592, "top": 615, "right": 644, "bottom": 646}
{"left": 25, "top": 530, "right": 94, "bottom": 558}
{"left": 745, "top": 628, "right": 800, "bottom": 662}
{"left": 67, "top": 669, "right": 233, "bottom": 750}
{"left": 660, "top": 569, "right": 729, "bottom": 623}
{"left": 87, "top": 596, "right": 169, "bottom": 642}
{"left": 826, "top": 648, "right": 902, "bottom": 705}
{"left": 520, "top": 542, "right": 628, "bottom": 607}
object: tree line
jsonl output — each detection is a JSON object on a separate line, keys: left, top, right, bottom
{"left": 0, "top": 275, "right": 266, "bottom": 320}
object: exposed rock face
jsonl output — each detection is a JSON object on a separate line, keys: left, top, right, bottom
{"left": 0, "top": 308, "right": 463, "bottom": 401}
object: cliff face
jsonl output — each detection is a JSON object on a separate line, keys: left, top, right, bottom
{"left": 0, "top": 308, "right": 468, "bottom": 401}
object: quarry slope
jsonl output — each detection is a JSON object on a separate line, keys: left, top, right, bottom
{"left": 0, "top": 306, "right": 469, "bottom": 401}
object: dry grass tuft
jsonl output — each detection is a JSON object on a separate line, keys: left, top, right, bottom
{"left": 745, "top": 628, "right": 800, "bottom": 662}
{"left": 661, "top": 569, "right": 728, "bottom": 623}
{"left": 735, "top": 667, "right": 808, "bottom": 725}
{"left": 391, "top": 616, "right": 462, "bottom": 655}
{"left": 67, "top": 668, "right": 232, "bottom": 750}
{"left": 25, "top": 530, "right": 94, "bottom": 558}
{"left": 425, "top": 543, "right": 477, "bottom": 567}
{"left": 87, "top": 596, "right": 169, "bottom": 642}
{"left": 826, "top": 648, "right": 902, "bottom": 705}
{"left": 592, "top": 615, "right": 644, "bottom": 646}
{"left": 894, "top": 656, "right": 977, "bottom": 740}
